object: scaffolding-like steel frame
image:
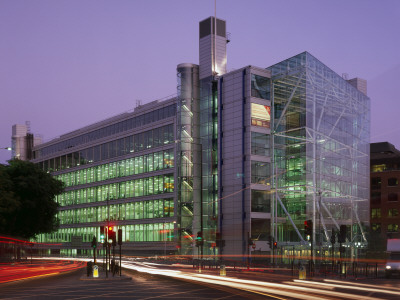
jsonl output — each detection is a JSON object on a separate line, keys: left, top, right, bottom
{"left": 269, "top": 52, "right": 370, "bottom": 261}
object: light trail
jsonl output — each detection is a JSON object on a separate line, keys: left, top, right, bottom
{"left": 31, "top": 257, "right": 395, "bottom": 300}
{"left": 323, "top": 279, "right": 400, "bottom": 291}
{"left": 122, "top": 260, "right": 382, "bottom": 300}
{"left": 0, "top": 272, "right": 60, "bottom": 284}
{"left": 0, "top": 260, "right": 85, "bottom": 283}
{"left": 122, "top": 261, "right": 318, "bottom": 300}
{"left": 293, "top": 279, "right": 400, "bottom": 296}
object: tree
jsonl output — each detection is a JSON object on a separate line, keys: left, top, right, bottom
{"left": 0, "top": 159, "right": 64, "bottom": 239}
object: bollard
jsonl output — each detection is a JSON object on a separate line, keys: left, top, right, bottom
{"left": 93, "top": 265, "right": 99, "bottom": 278}
{"left": 220, "top": 265, "right": 226, "bottom": 276}
{"left": 299, "top": 264, "right": 306, "bottom": 280}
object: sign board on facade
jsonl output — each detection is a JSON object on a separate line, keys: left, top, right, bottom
{"left": 251, "top": 103, "right": 271, "bottom": 128}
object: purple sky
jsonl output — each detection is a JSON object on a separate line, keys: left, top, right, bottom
{"left": 1, "top": 0, "right": 399, "bottom": 164}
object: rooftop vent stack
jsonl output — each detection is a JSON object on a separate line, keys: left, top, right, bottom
{"left": 347, "top": 77, "right": 367, "bottom": 95}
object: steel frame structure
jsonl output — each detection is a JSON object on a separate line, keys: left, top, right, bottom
{"left": 269, "top": 52, "right": 370, "bottom": 260}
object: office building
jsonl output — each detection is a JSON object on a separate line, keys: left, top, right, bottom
{"left": 30, "top": 17, "right": 370, "bottom": 260}
{"left": 370, "top": 142, "right": 400, "bottom": 242}
{"left": 11, "top": 122, "right": 42, "bottom": 161}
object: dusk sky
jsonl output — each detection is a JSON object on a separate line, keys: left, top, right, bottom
{"left": 1, "top": 0, "right": 399, "bottom": 164}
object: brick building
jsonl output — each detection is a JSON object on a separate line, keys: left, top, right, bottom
{"left": 370, "top": 142, "right": 400, "bottom": 241}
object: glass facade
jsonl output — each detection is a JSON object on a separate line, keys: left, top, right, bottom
{"left": 251, "top": 132, "right": 270, "bottom": 156}
{"left": 32, "top": 98, "right": 178, "bottom": 253}
{"left": 251, "top": 74, "right": 270, "bottom": 100}
{"left": 56, "top": 173, "right": 174, "bottom": 206}
{"left": 269, "top": 52, "right": 370, "bottom": 258}
{"left": 199, "top": 77, "right": 219, "bottom": 256}
{"left": 37, "top": 221, "right": 176, "bottom": 244}
{"left": 176, "top": 64, "right": 200, "bottom": 255}
{"left": 35, "top": 104, "right": 176, "bottom": 158}
{"left": 249, "top": 71, "right": 272, "bottom": 255}
{"left": 58, "top": 198, "right": 174, "bottom": 225}
{"left": 54, "top": 149, "right": 174, "bottom": 187}
{"left": 30, "top": 41, "right": 370, "bottom": 261}
{"left": 38, "top": 124, "right": 174, "bottom": 172}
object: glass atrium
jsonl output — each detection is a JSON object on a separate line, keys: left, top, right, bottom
{"left": 269, "top": 52, "right": 370, "bottom": 259}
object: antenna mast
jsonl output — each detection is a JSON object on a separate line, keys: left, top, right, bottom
{"left": 214, "top": 0, "right": 217, "bottom": 75}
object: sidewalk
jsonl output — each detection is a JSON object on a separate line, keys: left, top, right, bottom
{"left": 81, "top": 264, "right": 131, "bottom": 281}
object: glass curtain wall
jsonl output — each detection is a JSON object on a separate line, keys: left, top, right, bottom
{"left": 177, "top": 64, "right": 200, "bottom": 255}
{"left": 269, "top": 52, "right": 370, "bottom": 260}
{"left": 199, "top": 76, "right": 219, "bottom": 257}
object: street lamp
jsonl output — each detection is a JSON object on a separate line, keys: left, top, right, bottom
{"left": 1, "top": 147, "right": 12, "bottom": 151}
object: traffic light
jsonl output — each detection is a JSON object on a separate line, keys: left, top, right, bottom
{"left": 100, "top": 226, "right": 105, "bottom": 244}
{"left": 304, "top": 220, "right": 312, "bottom": 239}
{"left": 108, "top": 230, "right": 116, "bottom": 246}
{"left": 118, "top": 229, "right": 123, "bottom": 246}
{"left": 267, "top": 236, "right": 274, "bottom": 248}
{"left": 196, "top": 231, "right": 203, "bottom": 247}
{"left": 91, "top": 236, "right": 97, "bottom": 248}
{"left": 273, "top": 241, "right": 278, "bottom": 249}
{"left": 338, "top": 225, "right": 347, "bottom": 243}
{"left": 110, "top": 231, "right": 117, "bottom": 247}
{"left": 330, "top": 229, "right": 336, "bottom": 244}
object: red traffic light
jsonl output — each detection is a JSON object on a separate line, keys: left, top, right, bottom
{"left": 304, "top": 219, "right": 312, "bottom": 237}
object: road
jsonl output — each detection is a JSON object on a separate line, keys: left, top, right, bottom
{"left": 121, "top": 259, "right": 400, "bottom": 300}
{"left": 0, "top": 267, "right": 270, "bottom": 299}
{"left": 2, "top": 258, "right": 400, "bottom": 299}
{"left": 0, "top": 260, "right": 85, "bottom": 284}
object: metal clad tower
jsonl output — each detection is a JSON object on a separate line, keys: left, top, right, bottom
{"left": 199, "top": 17, "right": 227, "bottom": 79}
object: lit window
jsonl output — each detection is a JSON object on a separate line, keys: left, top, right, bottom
{"left": 371, "top": 164, "right": 386, "bottom": 172}
{"left": 251, "top": 103, "right": 271, "bottom": 128}
{"left": 371, "top": 208, "right": 381, "bottom": 219}
{"left": 388, "top": 224, "right": 399, "bottom": 233}
{"left": 372, "top": 223, "right": 381, "bottom": 233}
{"left": 388, "top": 209, "right": 399, "bottom": 217}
